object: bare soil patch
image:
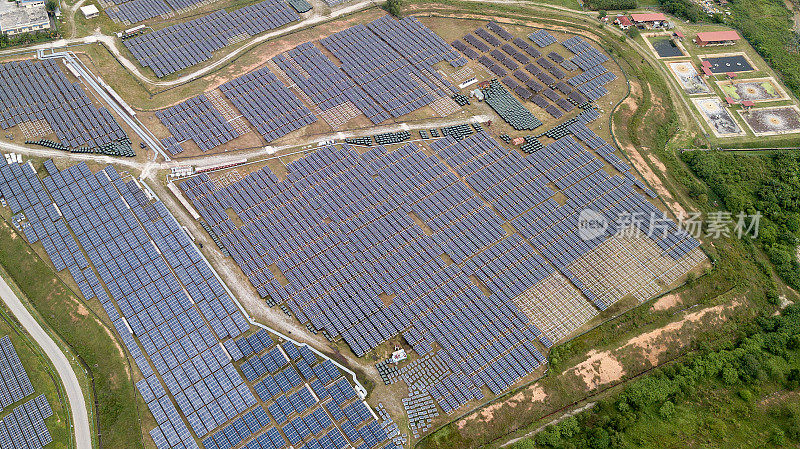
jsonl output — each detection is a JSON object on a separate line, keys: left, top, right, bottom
{"left": 569, "top": 349, "right": 626, "bottom": 390}
{"left": 456, "top": 384, "right": 547, "bottom": 430}
{"left": 651, "top": 292, "right": 682, "bottom": 312}
{"left": 568, "top": 300, "right": 740, "bottom": 389}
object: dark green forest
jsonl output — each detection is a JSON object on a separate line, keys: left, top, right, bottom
{"left": 682, "top": 151, "right": 800, "bottom": 290}
{"left": 585, "top": 0, "right": 637, "bottom": 11}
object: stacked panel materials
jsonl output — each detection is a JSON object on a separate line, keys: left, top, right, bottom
{"left": 286, "top": 0, "right": 312, "bottom": 12}
{"left": 156, "top": 95, "right": 238, "bottom": 152}
{"left": 219, "top": 66, "right": 316, "bottom": 142}
{"left": 0, "top": 60, "right": 129, "bottom": 152}
{"left": 440, "top": 123, "right": 473, "bottom": 140}
{"left": 482, "top": 80, "right": 542, "bottom": 130}
{"left": 373, "top": 130, "right": 410, "bottom": 146}
{"left": 0, "top": 395, "right": 53, "bottom": 449}
{"left": 0, "top": 335, "right": 35, "bottom": 412}
{"left": 124, "top": 0, "right": 299, "bottom": 77}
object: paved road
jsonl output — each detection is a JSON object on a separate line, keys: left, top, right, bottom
{"left": 0, "top": 275, "right": 91, "bottom": 449}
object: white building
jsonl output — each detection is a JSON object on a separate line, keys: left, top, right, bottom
{"left": 0, "top": 0, "right": 50, "bottom": 35}
{"left": 79, "top": 4, "right": 99, "bottom": 19}
{"left": 17, "top": 0, "right": 46, "bottom": 8}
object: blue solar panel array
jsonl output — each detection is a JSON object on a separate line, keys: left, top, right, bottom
{"left": 475, "top": 27, "right": 501, "bottom": 47}
{"left": 180, "top": 141, "right": 551, "bottom": 409}
{"left": 320, "top": 21, "right": 455, "bottom": 122}
{"left": 272, "top": 43, "right": 387, "bottom": 124}
{"left": 528, "top": 29, "right": 556, "bottom": 47}
{"left": 0, "top": 60, "right": 128, "bottom": 151}
{"left": 0, "top": 162, "right": 251, "bottom": 448}
{"left": 0, "top": 335, "right": 35, "bottom": 412}
{"left": 487, "top": 21, "right": 513, "bottom": 41}
{"left": 271, "top": 15, "right": 463, "bottom": 126}
{"left": 464, "top": 33, "right": 491, "bottom": 53}
{"left": 0, "top": 395, "right": 53, "bottom": 449}
{"left": 161, "top": 136, "right": 187, "bottom": 156}
{"left": 0, "top": 158, "right": 395, "bottom": 449}
{"left": 218, "top": 329, "right": 392, "bottom": 449}
{"left": 220, "top": 66, "right": 316, "bottom": 142}
{"left": 561, "top": 36, "right": 616, "bottom": 101}
{"left": 181, "top": 129, "right": 701, "bottom": 412}
{"left": 365, "top": 16, "right": 465, "bottom": 69}
{"left": 156, "top": 94, "right": 238, "bottom": 152}
{"left": 451, "top": 23, "right": 610, "bottom": 118}
{"left": 124, "top": 0, "right": 299, "bottom": 77}
{"left": 106, "top": 0, "right": 172, "bottom": 24}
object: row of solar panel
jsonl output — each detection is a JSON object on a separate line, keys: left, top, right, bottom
{"left": 178, "top": 140, "right": 552, "bottom": 406}
{"left": 0, "top": 395, "right": 53, "bottom": 449}
{"left": 0, "top": 336, "right": 35, "bottom": 412}
{"left": 124, "top": 1, "right": 299, "bottom": 77}
{"left": 0, "top": 59, "right": 128, "bottom": 151}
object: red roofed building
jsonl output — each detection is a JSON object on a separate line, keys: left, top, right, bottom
{"left": 695, "top": 30, "right": 741, "bottom": 46}
{"left": 614, "top": 15, "right": 633, "bottom": 29}
{"left": 631, "top": 12, "right": 667, "bottom": 22}
{"left": 630, "top": 12, "right": 668, "bottom": 28}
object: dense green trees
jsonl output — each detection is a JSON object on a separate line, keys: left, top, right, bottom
{"left": 681, "top": 151, "right": 800, "bottom": 290}
{"left": 585, "top": 0, "right": 636, "bottom": 11}
{"left": 656, "top": 0, "right": 705, "bottom": 22}
{"left": 729, "top": 0, "right": 800, "bottom": 99}
{"left": 0, "top": 31, "right": 57, "bottom": 49}
{"left": 384, "top": 0, "right": 402, "bottom": 16}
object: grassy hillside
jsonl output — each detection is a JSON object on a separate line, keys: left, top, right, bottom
{"left": 511, "top": 305, "right": 800, "bottom": 449}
